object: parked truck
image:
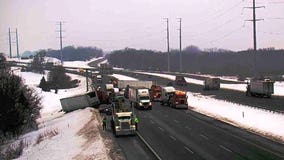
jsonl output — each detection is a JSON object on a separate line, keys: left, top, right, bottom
{"left": 246, "top": 79, "right": 274, "bottom": 98}
{"left": 175, "top": 75, "right": 187, "bottom": 86}
{"left": 204, "top": 77, "right": 220, "bottom": 90}
{"left": 111, "top": 96, "right": 136, "bottom": 136}
{"left": 100, "top": 63, "right": 113, "bottom": 74}
{"left": 129, "top": 86, "right": 152, "bottom": 110}
{"left": 160, "top": 86, "right": 176, "bottom": 105}
{"left": 118, "top": 80, "right": 153, "bottom": 89}
{"left": 149, "top": 85, "right": 162, "bottom": 101}
{"left": 168, "top": 90, "right": 188, "bottom": 109}
{"left": 60, "top": 91, "right": 100, "bottom": 112}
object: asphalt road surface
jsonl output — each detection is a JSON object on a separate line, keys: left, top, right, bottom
{"left": 135, "top": 102, "right": 284, "bottom": 160}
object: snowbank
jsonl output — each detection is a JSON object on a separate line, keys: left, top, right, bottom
{"left": 187, "top": 93, "right": 284, "bottom": 141}
{"left": 111, "top": 74, "right": 138, "bottom": 81}
{"left": 63, "top": 57, "right": 103, "bottom": 69}
{"left": 16, "top": 108, "right": 108, "bottom": 160}
{"left": 12, "top": 70, "right": 110, "bottom": 159}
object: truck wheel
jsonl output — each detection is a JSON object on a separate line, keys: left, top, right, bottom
{"left": 149, "top": 106, "right": 152, "bottom": 110}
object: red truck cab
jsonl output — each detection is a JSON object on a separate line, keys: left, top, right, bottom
{"left": 169, "top": 90, "right": 188, "bottom": 109}
{"left": 150, "top": 85, "right": 162, "bottom": 101}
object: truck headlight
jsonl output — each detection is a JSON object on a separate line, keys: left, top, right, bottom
{"left": 139, "top": 102, "right": 143, "bottom": 106}
{"left": 115, "top": 126, "right": 120, "bottom": 129}
{"left": 130, "top": 125, "right": 136, "bottom": 129}
{"left": 149, "top": 102, "right": 152, "bottom": 106}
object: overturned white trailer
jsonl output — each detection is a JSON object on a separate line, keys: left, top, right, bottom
{"left": 60, "top": 91, "right": 100, "bottom": 112}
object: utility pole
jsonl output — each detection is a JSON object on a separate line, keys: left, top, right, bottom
{"left": 8, "top": 28, "right": 12, "bottom": 58}
{"left": 56, "top": 22, "right": 64, "bottom": 64}
{"left": 16, "top": 28, "right": 19, "bottom": 59}
{"left": 178, "top": 18, "right": 182, "bottom": 73}
{"left": 164, "top": 18, "right": 170, "bottom": 72}
{"left": 245, "top": 0, "right": 264, "bottom": 78}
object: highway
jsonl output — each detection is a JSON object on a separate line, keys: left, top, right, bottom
{"left": 135, "top": 102, "right": 284, "bottom": 160}
{"left": 9, "top": 61, "right": 284, "bottom": 159}
{"left": 118, "top": 70, "right": 284, "bottom": 113}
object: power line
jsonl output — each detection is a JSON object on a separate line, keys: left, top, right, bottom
{"left": 187, "top": 0, "right": 244, "bottom": 28}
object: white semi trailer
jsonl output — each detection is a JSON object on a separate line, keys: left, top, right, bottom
{"left": 246, "top": 79, "right": 274, "bottom": 98}
{"left": 60, "top": 91, "right": 100, "bottom": 112}
{"left": 129, "top": 86, "right": 152, "bottom": 110}
{"left": 118, "top": 80, "right": 153, "bottom": 89}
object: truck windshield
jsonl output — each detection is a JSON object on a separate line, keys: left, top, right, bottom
{"left": 140, "top": 96, "right": 150, "bottom": 100}
{"left": 118, "top": 116, "right": 130, "bottom": 120}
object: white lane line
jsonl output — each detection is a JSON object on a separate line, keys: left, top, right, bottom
{"left": 174, "top": 119, "right": 179, "bottom": 123}
{"left": 170, "top": 136, "right": 176, "bottom": 141}
{"left": 219, "top": 145, "right": 232, "bottom": 153}
{"left": 158, "top": 127, "right": 164, "bottom": 132}
{"left": 200, "top": 134, "right": 209, "bottom": 140}
{"left": 184, "top": 146, "right": 194, "bottom": 154}
{"left": 185, "top": 126, "right": 191, "bottom": 130}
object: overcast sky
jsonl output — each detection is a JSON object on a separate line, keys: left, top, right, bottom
{"left": 0, "top": 0, "right": 283, "bottom": 55}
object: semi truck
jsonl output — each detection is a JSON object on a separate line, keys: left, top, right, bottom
{"left": 149, "top": 85, "right": 162, "bottom": 101}
{"left": 175, "top": 75, "right": 187, "bottom": 86}
{"left": 60, "top": 91, "right": 100, "bottom": 112}
{"left": 246, "top": 79, "right": 274, "bottom": 98}
{"left": 117, "top": 80, "right": 153, "bottom": 89}
{"left": 168, "top": 90, "right": 188, "bottom": 109}
{"left": 204, "top": 77, "right": 220, "bottom": 90}
{"left": 111, "top": 96, "right": 136, "bottom": 136}
{"left": 160, "top": 86, "right": 176, "bottom": 105}
{"left": 129, "top": 86, "right": 152, "bottom": 110}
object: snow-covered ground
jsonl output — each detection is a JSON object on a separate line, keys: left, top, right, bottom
{"left": 187, "top": 92, "right": 284, "bottom": 141}
{"left": 135, "top": 71, "right": 284, "bottom": 96}
{"left": 97, "top": 59, "right": 108, "bottom": 67}
{"left": 10, "top": 69, "right": 110, "bottom": 159}
{"left": 63, "top": 57, "right": 103, "bottom": 69}
{"left": 110, "top": 73, "right": 138, "bottom": 81}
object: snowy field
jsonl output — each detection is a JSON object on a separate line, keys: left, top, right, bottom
{"left": 110, "top": 74, "right": 138, "bottom": 81}
{"left": 134, "top": 71, "right": 284, "bottom": 96}
{"left": 63, "top": 57, "right": 103, "bottom": 69}
{"left": 187, "top": 93, "right": 284, "bottom": 141}
{"left": 10, "top": 69, "right": 109, "bottom": 160}
{"left": 130, "top": 71, "right": 284, "bottom": 142}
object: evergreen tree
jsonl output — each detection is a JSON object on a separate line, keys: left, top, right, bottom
{"left": 0, "top": 53, "right": 41, "bottom": 137}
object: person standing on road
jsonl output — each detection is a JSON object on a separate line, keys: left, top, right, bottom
{"left": 134, "top": 116, "right": 139, "bottom": 131}
{"left": 102, "top": 116, "right": 107, "bottom": 130}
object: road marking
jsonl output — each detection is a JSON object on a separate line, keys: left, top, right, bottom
{"left": 170, "top": 136, "right": 176, "bottom": 141}
{"left": 219, "top": 145, "right": 232, "bottom": 153}
{"left": 158, "top": 127, "right": 164, "bottom": 132}
{"left": 174, "top": 119, "right": 179, "bottom": 123}
{"left": 200, "top": 134, "right": 209, "bottom": 140}
{"left": 185, "top": 126, "right": 191, "bottom": 130}
{"left": 150, "top": 120, "right": 155, "bottom": 124}
{"left": 184, "top": 146, "right": 194, "bottom": 154}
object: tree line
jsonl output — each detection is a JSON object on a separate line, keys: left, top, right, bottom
{"left": 107, "top": 46, "right": 284, "bottom": 78}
